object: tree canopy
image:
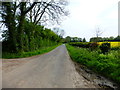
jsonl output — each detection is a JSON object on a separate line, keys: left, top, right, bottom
{"left": 0, "top": 0, "right": 69, "bottom": 52}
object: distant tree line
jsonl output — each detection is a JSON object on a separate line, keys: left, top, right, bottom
{"left": 90, "top": 36, "right": 120, "bottom": 42}
{"left": 0, "top": 1, "right": 68, "bottom": 53}
{"left": 64, "top": 35, "right": 120, "bottom": 43}
{"left": 64, "top": 36, "right": 86, "bottom": 43}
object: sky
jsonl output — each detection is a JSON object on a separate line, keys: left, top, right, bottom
{"left": 0, "top": 0, "right": 119, "bottom": 41}
{"left": 53, "top": 0, "right": 119, "bottom": 41}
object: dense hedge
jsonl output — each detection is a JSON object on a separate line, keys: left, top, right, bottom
{"left": 69, "top": 42, "right": 112, "bottom": 54}
{"left": 2, "top": 21, "right": 61, "bottom": 53}
{"left": 69, "top": 42, "right": 90, "bottom": 48}
{"left": 100, "top": 43, "right": 110, "bottom": 54}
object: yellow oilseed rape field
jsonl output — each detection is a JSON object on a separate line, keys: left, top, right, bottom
{"left": 97, "top": 42, "right": 120, "bottom": 47}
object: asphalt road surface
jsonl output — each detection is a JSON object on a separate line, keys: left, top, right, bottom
{"left": 2, "top": 44, "right": 97, "bottom": 88}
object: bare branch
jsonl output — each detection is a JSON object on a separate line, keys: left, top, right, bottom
{"left": 24, "top": 2, "right": 37, "bottom": 14}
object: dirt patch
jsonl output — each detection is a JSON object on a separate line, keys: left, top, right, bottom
{"left": 2, "top": 59, "right": 28, "bottom": 72}
{"left": 73, "top": 61, "right": 119, "bottom": 89}
{"left": 2, "top": 54, "right": 42, "bottom": 72}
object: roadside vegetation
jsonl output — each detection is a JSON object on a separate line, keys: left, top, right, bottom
{"left": 66, "top": 43, "right": 120, "bottom": 84}
{"left": 2, "top": 44, "right": 61, "bottom": 59}
{"left": 2, "top": 22, "right": 63, "bottom": 59}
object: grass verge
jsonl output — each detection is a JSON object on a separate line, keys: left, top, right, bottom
{"left": 2, "top": 44, "right": 61, "bottom": 59}
{"left": 66, "top": 44, "right": 120, "bottom": 84}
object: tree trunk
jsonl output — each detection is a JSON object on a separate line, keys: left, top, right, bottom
{"left": 17, "top": 3, "right": 26, "bottom": 52}
{"left": 3, "top": 2, "right": 17, "bottom": 52}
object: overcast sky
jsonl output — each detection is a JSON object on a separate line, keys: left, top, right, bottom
{"left": 0, "top": 0, "right": 119, "bottom": 41}
{"left": 56, "top": 0, "right": 119, "bottom": 41}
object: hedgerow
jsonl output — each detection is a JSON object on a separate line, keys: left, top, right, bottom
{"left": 66, "top": 44, "right": 120, "bottom": 84}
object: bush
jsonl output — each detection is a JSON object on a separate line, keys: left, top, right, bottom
{"left": 89, "top": 42, "right": 99, "bottom": 51}
{"left": 69, "top": 42, "right": 90, "bottom": 48}
{"left": 100, "top": 43, "right": 110, "bottom": 54}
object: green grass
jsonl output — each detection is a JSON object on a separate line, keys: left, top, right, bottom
{"left": 66, "top": 44, "right": 120, "bottom": 84}
{"left": 2, "top": 44, "right": 61, "bottom": 59}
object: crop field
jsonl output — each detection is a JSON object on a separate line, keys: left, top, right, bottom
{"left": 69, "top": 42, "right": 120, "bottom": 48}
{"left": 97, "top": 42, "right": 120, "bottom": 48}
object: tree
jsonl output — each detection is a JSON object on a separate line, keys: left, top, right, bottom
{"left": 109, "top": 36, "right": 114, "bottom": 40}
{"left": 59, "top": 29, "right": 65, "bottom": 38}
{"left": 83, "top": 38, "right": 86, "bottom": 42}
{"left": 1, "top": 2, "right": 37, "bottom": 52}
{"left": 65, "top": 36, "right": 71, "bottom": 43}
{"left": 95, "top": 27, "right": 103, "bottom": 42}
{"left": 53, "top": 27, "right": 65, "bottom": 38}
{"left": 78, "top": 38, "right": 82, "bottom": 42}
{"left": 72, "top": 37, "right": 78, "bottom": 42}
{"left": 17, "top": 2, "right": 37, "bottom": 52}
{"left": 114, "top": 35, "right": 120, "bottom": 41}
{"left": 1, "top": 2, "right": 17, "bottom": 52}
{"left": 90, "top": 37, "right": 102, "bottom": 42}
{"left": 53, "top": 27, "right": 60, "bottom": 35}
{"left": 71, "top": 37, "right": 82, "bottom": 42}
{"left": 27, "top": 0, "right": 69, "bottom": 25}
{"left": 1, "top": 0, "right": 69, "bottom": 52}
